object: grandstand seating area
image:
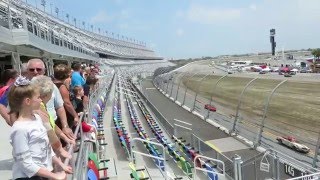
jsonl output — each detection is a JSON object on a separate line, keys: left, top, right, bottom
{"left": 63, "top": 65, "right": 228, "bottom": 179}
{"left": 0, "top": 0, "right": 161, "bottom": 60}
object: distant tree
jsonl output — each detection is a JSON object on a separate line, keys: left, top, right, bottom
{"left": 311, "top": 48, "right": 320, "bottom": 73}
{"left": 312, "top": 48, "right": 320, "bottom": 59}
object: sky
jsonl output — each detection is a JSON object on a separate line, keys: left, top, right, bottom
{"left": 28, "top": 0, "right": 320, "bottom": 59}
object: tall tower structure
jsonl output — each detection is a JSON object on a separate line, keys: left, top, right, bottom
{"left": 270, "top": 29, "right": 276, "bottom": 56}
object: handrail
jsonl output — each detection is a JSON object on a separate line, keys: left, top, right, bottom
{"left": 64, "top": 112, "right": 84, "bottom": 166}
{"left": 71, "top": 72, "right": 115, "bottom": 179}
{"left": 193, "top": 155, "right": 226, "bottom": 180}
{"left": 130, "top": 138, "right": 167, "bottom": 179}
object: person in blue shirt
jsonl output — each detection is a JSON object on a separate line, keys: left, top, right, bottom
{"left": 71, "top": 63, "right": 85, "bottom": 89}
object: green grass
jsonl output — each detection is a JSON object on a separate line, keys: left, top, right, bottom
{"left": 183, "top": 75, "right": 320, "bottom": 141}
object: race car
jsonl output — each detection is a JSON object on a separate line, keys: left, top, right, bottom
{"left": 276, "top": 136, "right": 310, "bottom": 153}
{"left": 204, "top": 104, "right": 216, "bottom": 112}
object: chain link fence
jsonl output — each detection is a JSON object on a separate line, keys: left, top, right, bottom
{"left": 153, "top": 71, "right": 320, "bottom": 179}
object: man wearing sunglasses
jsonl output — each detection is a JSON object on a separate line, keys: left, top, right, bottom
{"left": 26, "top": 59, "right": 76, "bottom": 141}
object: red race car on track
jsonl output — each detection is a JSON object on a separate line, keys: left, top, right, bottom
{"left": 204, "top": 104, "right": 216, "bottom": 112}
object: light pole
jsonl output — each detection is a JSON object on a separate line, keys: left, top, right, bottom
{"left": 50, "top": 3, "right": 52, "bottom": 15}
{"left": 66, "top": 14, "right": 69, "bottom": 23}
{"left": 82, "top": 21, "right": 85, "bottom": 30}
{"left": 61, "top": 10, "right": 64, "bottom": 21}
{"left": 40, "top": 0, "right": 46, "bottom": 12}
{"left": 73, "top": 18, "right": 76, "bottom": 27}
{"left": 55, "top": 7, "right": 59, "bottom": 18}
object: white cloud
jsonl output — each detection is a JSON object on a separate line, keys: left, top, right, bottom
{"left": 150, "top": 43, "right": 157, "bottom": 50}
{"left": 175, "top": 10, "right": 184, "bottom": 18}
{"left": 187, "top": 5, "right": 241, "bottom": 24}
{"left": 120, "top": 9, "right": 130, "bottom": 19}
{"left": 176, "top": 28, "right": 184, "bottom": 37}
{"left": 249, "top": 4, "right": 257, "bottom": 11}
{"left": 112, "top": 0, "right": 123, "bottom": 4}
{"left": 118, "top": 23, "right": 129, "bottom": 29}
{"left": 90, "top": 11, "right": 112, "bottom": 23}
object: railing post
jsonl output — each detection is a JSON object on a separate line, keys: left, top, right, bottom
{"left": 182, "top": 72, "right": 199, "bottom": 106}
{"left": 233, "top": 155, "right": 243, "bottom": 180}
{"left": 192, "top": 73, "right": 211, "bottom": 112}
{"left": 272, "top": 151, "right": 280, "bottom": 180}
{"left": 205, "top": 74, "right": 228, "bottom": 119}
{"left": 255, "top": 80, "right": 287, "bottom": 147}
{"left": 231, "top": 77, "right": 258, "bottom": 134}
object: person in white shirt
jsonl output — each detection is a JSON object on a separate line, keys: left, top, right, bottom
{"left": 8, "top": 76, "right": 71, "bottom": 180}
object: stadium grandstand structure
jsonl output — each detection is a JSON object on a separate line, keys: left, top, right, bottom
{"left": 0, "top": 0, "right": 162, "bottom": 71}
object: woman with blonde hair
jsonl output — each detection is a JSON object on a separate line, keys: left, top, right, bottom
{"left": 31, "top": 75, "right": 73, "bottom": 159}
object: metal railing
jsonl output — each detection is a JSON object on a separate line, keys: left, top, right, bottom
{"left": 72, "top": 71, "right": 115, "bottom": 179}
{"left": 154, "top": 71, "right": 320, "bottom": 179}
{"left": 156, "top": 71, "right": 320, "bottom": 167}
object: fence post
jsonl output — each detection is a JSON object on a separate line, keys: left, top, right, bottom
{"left": 182, "top": 72, "right": 199, "bottom": 106}
{"left": 231, "top": 77, "right": 258, "bottom": 134}
{"left": 205, "top": 74, "right": 228, "bottom": 119}
{"left": 192, "top": 73, "right": 211, "bottom": 112}
{"left": 165, "top": 74, "right": 171, "bottom": 94}
{"left": 170, "top": 74, "right": 176, "bottom": 97}
{"left": 175, "top": 72, "right": 190, "bottom": 101}
{"left": 272, "top": 151, "right": 280, "bottom": 180}
{"left": 255, "top": 80, "right": 287, "bottom": 147}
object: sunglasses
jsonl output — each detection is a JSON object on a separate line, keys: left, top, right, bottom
{"left": 28, "top": 68, "right": 44, "bottom": 72}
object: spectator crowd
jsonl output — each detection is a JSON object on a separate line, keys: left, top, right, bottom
{"left": 0, "top": 58, "right": 101, "bottom": 180}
